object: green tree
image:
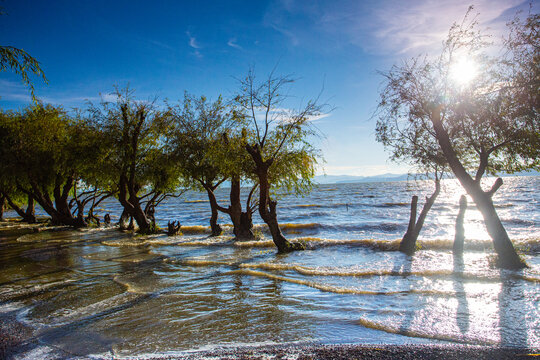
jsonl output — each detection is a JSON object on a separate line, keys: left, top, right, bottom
{"left": 169, "top": 93, "right": 231, "bottom": 236}
{"left": 234, "top": 69, "right": 325, "bottom": 253}
{"left": 0, "top": 105, "right": 94, "bottom": 226}
{"left": 87, "top": 88, "right": 183, "bottom": 233}
{"left": 0, "top": 6, "right": 47, "bottom": 103}
{"left": 377, "top": 9, "right": 538, "bottom": 268}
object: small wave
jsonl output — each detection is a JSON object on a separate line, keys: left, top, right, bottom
{"left": 184, "top": 200, "right": 209, "bottom": 203}
{"left": 377, "top": 202, "right": 409, "bottom": 208}
{"left": 230, "top": 269, "right": 456, "bottom": 297}
{"left": 356, "top": 318, "right": 496, "bottom": 345}
{"left": 181, "top": 225, "right": 211, "bottom": 234}
{"left": 501, "top": 218, "right": 536, "bottom": 226}
{"left": 168, "top": 259, "right": 236, "bottom": 267}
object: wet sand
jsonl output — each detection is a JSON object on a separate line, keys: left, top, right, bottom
{"left": 2, "top": 317, "right": 538, "bottom": 360}
{"left": 141, "top": 344, "right": 539, "bottom": 360}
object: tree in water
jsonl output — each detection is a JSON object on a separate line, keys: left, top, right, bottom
{"left": 0, "top": 105, "right": 100, "bottom": 227}
{"left": 169, "top": 94, "right": 231, "bottom": 236}
{"left": 87, "top": 88, "right": 183, "bottom": 234}
{"left": 377, "top": 8, "right": 538, "bottom": 268}
{"left": 234, "top": 69, "right": 326, "bottom": 253}
{"left": 376, "top": 77, "right": 448, "bottom": 255}
{"left": 453, "top": 195, "right": 468, "bottom": 255}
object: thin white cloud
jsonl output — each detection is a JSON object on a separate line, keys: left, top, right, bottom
{"left": 265, "top": 0, "right": 531, "bottom": 55}
{"left": 186, "top": 31, "right": 201, "bottom": 49}
{"left": 227, "top": 38, "right": 243, "bottom": 50}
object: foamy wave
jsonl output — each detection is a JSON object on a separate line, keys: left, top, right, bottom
{"left": 357, "top": 317, "right": 497, "bottom": 345}
{"left": 229, "top": 269, "right": 455, "bottom": 297}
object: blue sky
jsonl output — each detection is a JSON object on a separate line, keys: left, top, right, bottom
{"left": 0, "top": 0, "right": 534, "bottom": 176}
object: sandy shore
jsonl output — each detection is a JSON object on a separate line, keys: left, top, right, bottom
{"left": 137, "top": 344, "right": 539, "bottom": 360}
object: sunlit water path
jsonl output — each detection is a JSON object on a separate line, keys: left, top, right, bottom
{"left": 1, "top": 177, "right": 538, "bottom": 358}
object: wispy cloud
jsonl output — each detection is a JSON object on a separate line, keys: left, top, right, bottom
{"left": 227, "top": 38, "right": 243, "bottom": 50}
{"left": 186, "top": 31, "right": 203, "bottom": 58}
{"left": 186, "top": 31, "right": 201, "bottom": 49}
{"left": 264, "top": 0, "right": 531, "bottom": 55}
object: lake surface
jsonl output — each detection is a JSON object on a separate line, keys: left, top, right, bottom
{"left": 1, "top": 176, "right": 539, "bottom": 358}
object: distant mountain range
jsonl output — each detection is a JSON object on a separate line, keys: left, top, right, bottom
{"left": 314, "top": 170, "right": 540, "bottom": 184}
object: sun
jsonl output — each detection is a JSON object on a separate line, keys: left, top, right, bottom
{"left": 449, "top": 56, "right": 478, "bottom": 86}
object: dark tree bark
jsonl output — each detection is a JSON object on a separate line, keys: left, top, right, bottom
{"left": 453, "top": 195, "right": 467, "bottom": 255}
{"left": 0, "top": 194, "right": 5, "bottom": 221}
{"left": 3, "top": 192, "right": 37, "bottom": 224}
{"left": 399, "top": 180, "right": 440, "bottom": 255}
{"left": 430, "top": 109, "right": 525, "bottom": 269}
{"left": 205, "top": 187, "right": 223, "bottom": 236}
{"left": 117, "top": 173, "right": 153, "bottom": 233}
{"left": 19, "top": 175, "right": 85, "bottom": 227}
{"left": 225, "top": 177, "right": 255, "bottom": 239}
{"left": 246, "top": 144, "right": 303, "bottom": 253}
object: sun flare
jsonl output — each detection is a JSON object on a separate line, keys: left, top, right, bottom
{"left": 450, "top": 57, "right": 478, "bottom": 86}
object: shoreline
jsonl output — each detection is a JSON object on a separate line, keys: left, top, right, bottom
{"left": 125, "top": 343, "right": 540, "bottom": 360}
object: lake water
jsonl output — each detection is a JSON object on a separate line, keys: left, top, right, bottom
{"left": 1, "top": 176, "right": 538, "bottom": 358}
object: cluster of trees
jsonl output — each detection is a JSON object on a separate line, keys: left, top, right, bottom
{"left": 0, "top": 73, "right": 325, "bottom": 253}
{"left": 376, "top": 9, "right": 539, "bottom": 269}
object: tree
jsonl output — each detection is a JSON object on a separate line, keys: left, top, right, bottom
{"left": 377, "top": 8, "right": 538, "bottom": 268}
{"left": 87, "top": 88, "right": 183, "bottom": 234}
{"left": 376, "top": 78, "right": 448, "bottom": 255}
{"left": 169, "top": 94, "right": 231, "bottom": 236}
{"left": 0, "top": 6, "right": 47, "bottom": 103}
{"left": 170, "top": 93, "right": 261, "bottom": 239}
{"left": 234, "top": 69, "right": 325, "bottom": 253}
{"left": 0, "top": 105, "right": 98, "bottom": 227}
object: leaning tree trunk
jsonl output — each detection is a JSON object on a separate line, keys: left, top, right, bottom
{"left": 453, "top": 195, "right": 467, "bottom": 255}
{"left": 257, "top": 169, "right": 303, "bottom": 253}
{"left": 430, "top": 108, "right": 525, "bottom": 269}
{"left": 399, "top": 180, "right": 440, "bottom": 255}
{"left": 205, "top": 188, "right": 223, "bottom": 236}
{"left": 246, "top": 144, "right": 303, "bottom": 253}
{"left": 4, "top": 193, "right": 37, "bottom": 223}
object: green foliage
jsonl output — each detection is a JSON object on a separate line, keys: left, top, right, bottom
{"left": 234, "top": 69, "right": 326, "bottom": 197}
{"left": 376, "top": 8, "right": 539, "bottom": 179}
{"left": 0, "top": 46, "right": 47, "bottom": 102}
{"left": 168, "top": 93, "right": 234, "bottom": 191}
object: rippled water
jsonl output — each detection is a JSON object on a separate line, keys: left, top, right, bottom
{"left": 1, "top": 176, "right": 538, "bottom": 358}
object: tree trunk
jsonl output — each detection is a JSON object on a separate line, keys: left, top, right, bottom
{"left": 0, "top": 195, "right": 5, "bottom": 221}
{"left": 4, "top": 193, "right": 37, "bottom": 224}
{"left": 227, "top": 178, "right": 254, "bottom": 239}
{"left": 119, "top": 208, "right": 130, "bottom": 230}
{"left": 258, "top": 170, "right": 302, "bottom": 252}
{"left": 206, "top": 188, "right": 223, "bottom": 236}
{"left": 118, "top": 174, "right": 152, "bottom": 233}
{"left": 430, "top": 108, "right": 525, "bottom": 269}
{"left": 25, "top": 195, "right": 36, "bottom": 223}
{"left": 453, "top": 195, "right": 467, "bottom": 255}
{"left": 399, "top": 195, "right": 418, "bottom": 255}
{"left": 246, "top": 144, "right": 303, "bottom": 252}
{"left": 399, "top": 180, "right": 440, "bottom": 255}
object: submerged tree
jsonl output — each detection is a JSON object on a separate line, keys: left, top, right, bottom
{"left": 169, "top": 94, "right": 231, "bottom": 236}
{"left": 234, "top": 69, "right": 325, "bottom": 252}
{"left": 376, "top": 79, "right": 448, "bottom": 255}
{"left": 0, "top": 105, "right": 100, "bottom": 226}
{"left": 377, "top": 9, "right": 538, "bottom": 268}
{"left": 88, "top": 88, "right": 183, "bottom": 234}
